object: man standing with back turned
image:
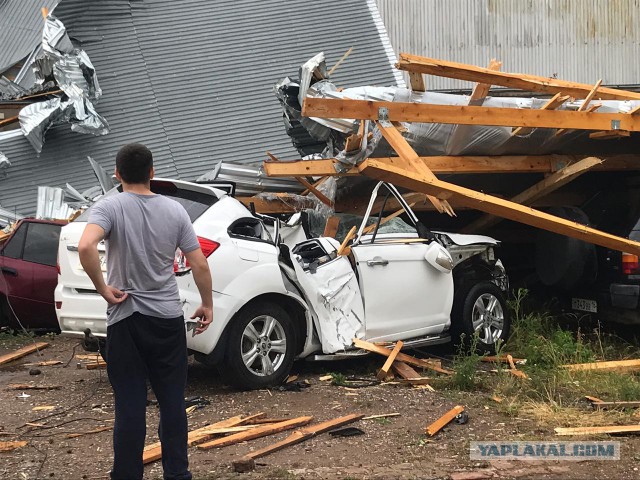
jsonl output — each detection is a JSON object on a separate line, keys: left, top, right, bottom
{"left": 79, "top": 143, "right": 213, "bottom": 480}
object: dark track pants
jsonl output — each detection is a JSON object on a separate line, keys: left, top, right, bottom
{"left": 106, "top": 312, "right": 191, "bottom": 480}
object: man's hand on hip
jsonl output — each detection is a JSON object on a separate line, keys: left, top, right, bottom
{"left": 99, "top": 285, "right": 129, "bottom": 305}
{"left": 190, "top": 304, "right": 213, "bottom": 335}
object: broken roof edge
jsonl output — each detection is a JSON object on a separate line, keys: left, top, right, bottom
{"left": 365, "top": 0, "right": 405, "bottom": 89}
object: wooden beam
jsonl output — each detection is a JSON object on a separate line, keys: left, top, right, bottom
{"left": 563, "top": 359, "right": 640, "bottom": 372}
{"left": 396, "top": 53, "right": 640, "bottom": 101}
{"left": 512, "top": 93, "right": 571, "bottom": 136}
{"left": 555, "top": 425, "right": 640, "bottom": 436}
{"left": 294, "top": 176, "right": 333, "bottom": 207}
{"left": 358, "top": 158, "right": 640, "bottom": 255}
{"left": 590, "top": 130, "right": 631, "bottom": 140}
{"left": 377, "top": 341, "right": 403, "bottom": 381}
{"left": 408, "top": 71, "right": 426, "bottom": 92}
{"left": 237, "top": 194, "right": 317, "bottom": 214}
{"left": 303, "top": 97, "right": 640, "bottom": 132}
{"left": 352, "top": 338, "right": 453, "bottom": 375}
{"left": 463, "top": 156, "right": 603, "bottom": 232}
{"left": 391, "top": 361, "right": 422, "bottom": 380}
{"left": 241, "top": 414, "right": 364, "bottom": 460}
{"left": 426, "top": 406, "right": 465, "bottom": 436}
{"left": 264, "top": 155, "right": 640, "bottom": 178}
{"left": 0, "top": 343, "right": 49, "bottom": 366}
{"left": 323, "top": 216, "right": 341, "bottom": 238}
{"left": 197, "top": 416, "right": 314, "bottom": 450}
{"left": 0, "top": 116, "right": 19, "bottom": 129}
{"left": 447, "top": 59, "right": 502, "bottom": 154}
{"left": 376, "top": 121, "right": 454, "bottom": 215}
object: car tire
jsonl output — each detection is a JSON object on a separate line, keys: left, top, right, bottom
{"left": 451, "top": 282, "right": 510, "bottom": 354}
{"left": 221, "top": 302, "right": 296, "bottom": 390}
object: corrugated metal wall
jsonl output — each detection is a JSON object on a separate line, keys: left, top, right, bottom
{"left": 376, "top": 0, "right": 640, "bottom": 90}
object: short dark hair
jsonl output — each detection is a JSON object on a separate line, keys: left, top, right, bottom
{"left": 115, "top": 143, "right": 153, "bottom": 184}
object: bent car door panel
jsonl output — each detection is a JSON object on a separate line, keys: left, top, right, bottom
{"left": 352, "top": 242, "right": 453, "bottom": 341}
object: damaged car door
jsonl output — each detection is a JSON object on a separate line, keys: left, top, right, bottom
{"left": 350, "top": 183, "right": 454, "bottom": 342}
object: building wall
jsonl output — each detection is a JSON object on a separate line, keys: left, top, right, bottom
{"left": 376, "top": 0, "right": 640, "bottom": 90}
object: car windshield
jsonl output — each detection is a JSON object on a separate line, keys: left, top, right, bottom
{"left": 76, "top": 182, "right": 218, "bottom": 223}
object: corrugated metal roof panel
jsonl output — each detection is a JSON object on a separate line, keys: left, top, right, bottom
{"left": 0, "top": 0, "right": 60, "bottom": 74}
{"left": 0, "top": 0, "right": 399, "bottom": 216}
{"left": 376, "top": 0, "right": 640, "bottom": 90}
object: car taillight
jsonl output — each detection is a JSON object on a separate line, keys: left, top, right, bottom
{"left": 174, "top": 237, "right": 219, "bottom": 275}
{"left": 55, "top": 302, "right": 62, "bottom": 309}
{"left": 622, "top": 253, "right": 639, "bottom": 275}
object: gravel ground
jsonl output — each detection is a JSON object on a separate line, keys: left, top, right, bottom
{"left": 1, "top": 336, "right": 639, "bottom": 479}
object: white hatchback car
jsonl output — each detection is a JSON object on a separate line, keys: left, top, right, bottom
{"left": 56, "top": 179, "right": 509, "bottom": 389}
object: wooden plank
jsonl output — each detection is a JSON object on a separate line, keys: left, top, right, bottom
{"left": 143, "top": 413, "right": 264, "bottom": 464}
{"left": 328, "top": 47, "right": 353, "bottom": 76}
{"left": 242, "top": 414, "right": 364, "bottom": 460}
{"left": 263, "top": 155, "right": 640, "bottom": 178}
{"left": 592, "top": 401, "right": 640, "bottom": 410}
{"left": 362, "top": 413, "right": 400, "bottom": 420}
{"left": 563, "top": 359, "right": 640, "bottom": 372}
{"left": 294, "top": 176, "right": 333, "bottom": 207}
{"left": 590, "top": 130, "right": 631, "bottom": 140}
{"left": 0, "top": 342, "right": 49, "bottom": 366}
{"left": 337, "top": 226, "right": 357, "bottom": 256}
{"left": 344, "top": 133, "right": 363, "bottom": 152}
{"left": 352, "top": 338, "right": 453, "bottom": 375}
{"left": 358, "top": 158, "right": 640, "bottom": 256}
{"left": 23, "top": 360, "right": 62, "bottom": 367}
{"left": 463, "top": 156, "right": 603, "bottom": 232}
{"left": 426, "top": 405, "right": 465, "bottom": 436}
{"left": 323, "top": 216, "right": 341, "bottom": 238}
{"left": 302, "top": 97, "right": 640, "bottom": 132}
{"left": 396, "top": 53, "right": 640, "bottom": 101}
{"left": 481, "top": 355, "right": 525, "bottom": 364}
{"left": 376, "top": 121, "right": 454, "bottom": 216}
{"left": 408, "top": 72, "right": 426, "bottom": 92}
{"left": 585, "top": 395, "right": 605, "bottom": 404}
{"left": 8, "top": 384, "right": 61, "bottom": 390}
{"left": 86, "top": 360, "right": 107, "bottom": 370}
{"left": 198, "top": 416, "right": 314, "bottom": 450}
{"left": 555, "top": 83, "right": 603, "bottom": 136}
{"left": 0, "top": 441, "right": 28, "bottom": 452}
{"left": 391, "top": 361, "right": 422, "bottom": 380}
{"left": 555, "top": 425, "right": 640, "bottom": 436}
{"left": 512, "top": 93, "right": 570, "bottom": 136}
{"left": 0, "top": 116, "right": 19, "bottom": 128}
{"left": 377, "top": 341, "right": 404, "bottom": 381}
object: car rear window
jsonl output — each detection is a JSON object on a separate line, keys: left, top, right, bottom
{"left": 77, "top": 182, "right": 218, "bottom": 223}
{"left": 22, "top": 222, "right": 60, "bottom": 267}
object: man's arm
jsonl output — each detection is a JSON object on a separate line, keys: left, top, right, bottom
{"left": 78, "top": 224, "right": 128, "bottom": 305}
{"left": 183, "top": 247, "right": 213, "bottom": 334}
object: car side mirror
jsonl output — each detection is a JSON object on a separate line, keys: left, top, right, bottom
{"left": 424, "top": 242, "right": 453, "bottom": 273}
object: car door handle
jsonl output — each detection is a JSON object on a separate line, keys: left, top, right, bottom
{"left": 1, "top": 266, "right": 17, "bottom": 276}
{"left": 366, "top": 257, "right": 389, "bottom": 267}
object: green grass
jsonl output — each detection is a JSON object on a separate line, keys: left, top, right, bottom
{"left": 439, "top": 288, "right": 640, "bottom": 424}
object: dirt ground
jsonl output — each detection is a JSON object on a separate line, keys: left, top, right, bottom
{"left": 1, "top": 336, "right": 640, "bottom": 480}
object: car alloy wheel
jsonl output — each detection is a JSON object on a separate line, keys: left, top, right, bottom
{"left": 471, "top": 292, "right": 505, "bottom": 346}
{"left": 241, "top": 315, "right": 287, "bottom": 377}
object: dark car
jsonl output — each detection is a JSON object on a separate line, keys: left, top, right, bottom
{"left": 0, "top": 218, "right": 66, "bottom": 331}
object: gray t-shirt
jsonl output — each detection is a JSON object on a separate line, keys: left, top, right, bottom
{"left": 87, "top": 192, "right": 200, "bottom": 326}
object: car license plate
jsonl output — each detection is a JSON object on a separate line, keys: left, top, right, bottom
{"left": 572, "top": 297, "right": 597, "bottom": 313}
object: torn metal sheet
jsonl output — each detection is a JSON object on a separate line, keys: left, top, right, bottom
{"left": 0, "top": 206, "right": 24, "bottom": 227}
{"left": 36, "top": 186, "right": 76, "bottom": 220}
{"left": 0, "top": 152, "right": 10, "bottom": 178}
{"left": 0, "top": 76, "right": 28, "bottom": 99}
{"left": 18, "top": 13, "right": 108, "bottom": 152}
{"left": 87, "top": 156, "right": 114, "bottom": 194}
{"left": 291, "top": 238, "right": 365, "bottom": 353}
{"left": 198, "top": 161, "right": 302, "bottom": 196}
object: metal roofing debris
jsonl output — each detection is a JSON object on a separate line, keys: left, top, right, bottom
{"left": 87, "top": 156, "right": 115, "bottom": 195}
{"left": 0, "top": 0, "right": 60, "bottom": 74}
{"left": 35, "top": 186, "right": 75, "bottom": 220}
{"left": 0, "top": 76, "right": 28, "bottom": 98}
{"left": 0, "top": 206, "right": 23, "bottom": 227}
{"left": 0, "top": 152, "right": 10, "bottom": 178}
{"left": 0, "top": 0, "right": 399, "bottom": 216}
{"left": 197, "top": 162, "right": 302, "bottom": 197}
{"left": 19, "top": 14, "right": 108, "bottom": 153}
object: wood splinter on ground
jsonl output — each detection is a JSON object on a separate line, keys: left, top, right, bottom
{"left": 425, "top": 405, "right": 465, "bottom": 437}
{"left": 555, "top": 425, "right": 640, "bottom": 436}
{"left": 506, "top": 354, "right": 529, "bottom": 379}
{"left": 8, "top": 384, "right": 61, "bottom": 390}
{"left": 352, "top": 338, "right": 453, "bottom": 375}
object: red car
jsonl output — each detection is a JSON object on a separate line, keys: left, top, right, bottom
{"left": 0, "top": 218, "right": 66, "bottom": 331}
